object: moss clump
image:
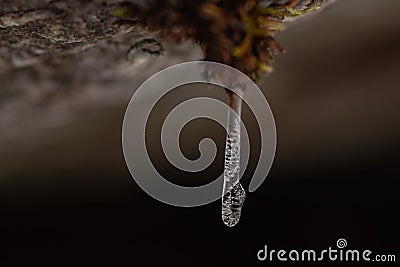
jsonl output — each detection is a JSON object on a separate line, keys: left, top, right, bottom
{"left": 114, "top": 0, "right": 325, "bottom": 81}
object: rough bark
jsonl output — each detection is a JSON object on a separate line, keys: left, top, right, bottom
{"left": 0, "top": 0, "right": 138, "bottom": 72}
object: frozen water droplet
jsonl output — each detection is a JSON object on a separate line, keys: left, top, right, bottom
{"left": 222, "top": 182, "right": 246, "bottom": 227}
{"left": 222, "top": 92, "right": 246, "bottom": 227}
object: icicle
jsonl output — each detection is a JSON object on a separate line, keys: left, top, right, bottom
{"left": 222, "top": 91, "right": 246, "bottom": 227}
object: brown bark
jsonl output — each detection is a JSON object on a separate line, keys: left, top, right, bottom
{"left": 0, "top": 0, "right": 138, "bottom": 72}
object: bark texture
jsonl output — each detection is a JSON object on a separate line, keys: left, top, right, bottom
{"left": 0, "top": 0, "right": 137, "bottom": 72}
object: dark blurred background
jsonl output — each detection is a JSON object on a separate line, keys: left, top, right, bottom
{"left": 0, "top": 0, "right": 399, "bottom": 266}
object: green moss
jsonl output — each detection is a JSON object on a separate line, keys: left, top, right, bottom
{"left": 112, "top": 6, "right": 131, "bottom": 18}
